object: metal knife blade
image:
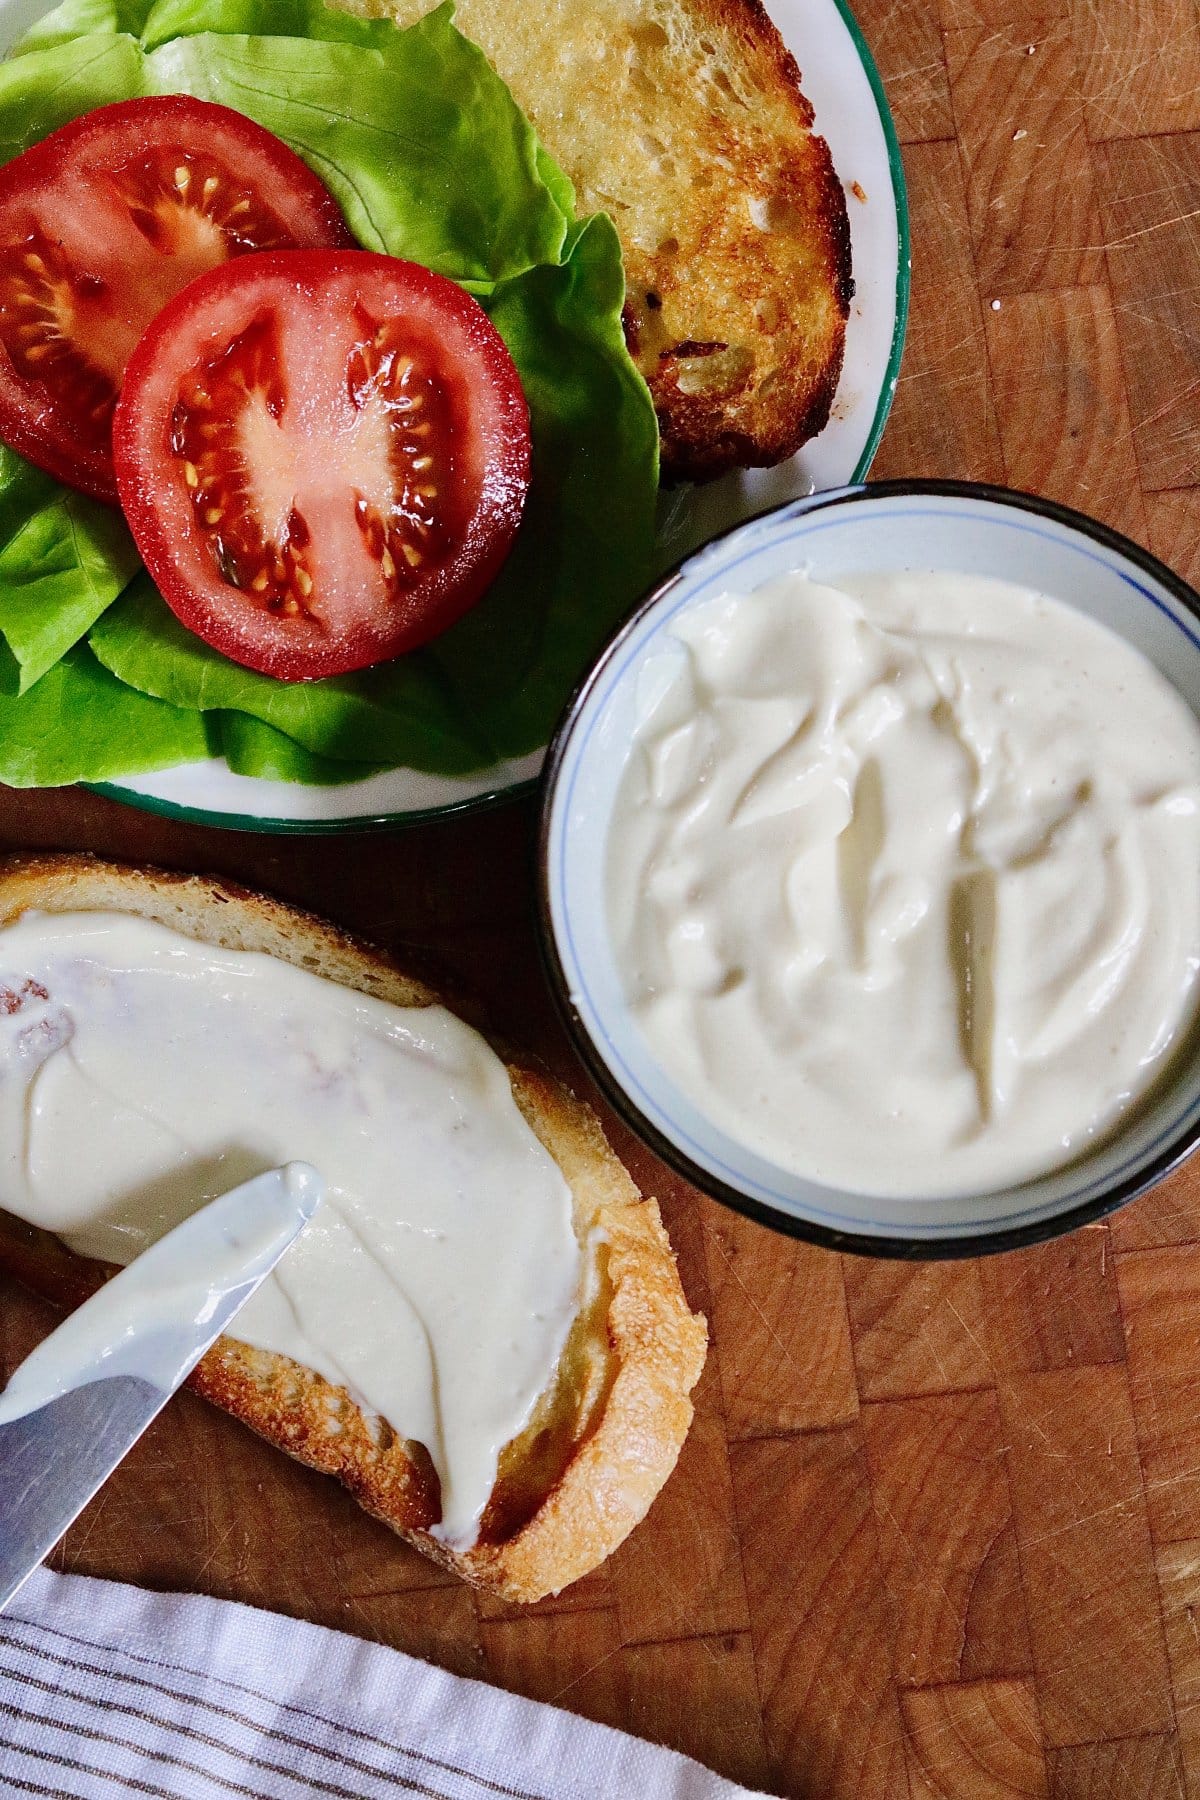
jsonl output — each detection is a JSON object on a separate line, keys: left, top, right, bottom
{"left": 0, "top": 1161, "right": 323, "bottom": 1613}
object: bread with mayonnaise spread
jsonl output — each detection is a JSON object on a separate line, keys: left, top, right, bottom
{"left": 0, "top": 854, "right": 706, "bottom": 1603}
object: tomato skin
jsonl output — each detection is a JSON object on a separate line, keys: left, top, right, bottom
{"left": 0, "top": 96, "right": 352, "bottom": 500}
{"left": 113, "top": 250, "right": 531, "bottom": 681}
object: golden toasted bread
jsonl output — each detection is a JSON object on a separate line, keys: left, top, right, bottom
{"left": 356, "top": 0, "right": 853, "bottom": 481}
{"left": 0, "top": 855, "right": 706, "bottom": 1603}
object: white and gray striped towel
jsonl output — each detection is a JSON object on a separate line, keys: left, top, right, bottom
{"left": 0, "top": 1568, "right": 770, "bottom": 1799}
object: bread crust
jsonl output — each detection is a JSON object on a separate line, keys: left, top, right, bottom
{"left": 0, "top": 854, "right": 706, "bottom": 1602}
{"left": 626, "top": 0, "right": 853, "bottom": 482}
{"left": 359, "top": 0, "right": 853, "bottom": 483}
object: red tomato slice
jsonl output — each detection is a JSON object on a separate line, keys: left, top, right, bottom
{"left": 0, "top": 97, "right": 351, "bottom": 500}
{"left": 113, "top": 250, "right": 531, "bottom": 681}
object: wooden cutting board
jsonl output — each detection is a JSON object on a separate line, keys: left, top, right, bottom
{"left": 3, "top": 0, "right": 1200, "bottom": 1792}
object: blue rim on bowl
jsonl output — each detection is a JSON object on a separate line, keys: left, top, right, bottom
{"left": 536, "top": 480, "right": 1200, "bottom": 1259}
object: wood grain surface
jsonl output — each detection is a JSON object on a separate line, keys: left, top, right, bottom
{"left": 2, "top": 1, "right": 1200, "bottom": 1793}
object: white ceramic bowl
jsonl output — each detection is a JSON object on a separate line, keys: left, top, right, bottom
{"left": 538, "top": 482, "right": 1200, "bottom": 1256}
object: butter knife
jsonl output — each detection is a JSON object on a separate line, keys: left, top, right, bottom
{"left": 0, "top": 1162, "right": 323, "bottom": 1613}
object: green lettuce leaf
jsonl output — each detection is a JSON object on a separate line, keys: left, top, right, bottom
{"left": 0, "top": 32, "right": 146, "bottom": 157}
{"left": 0, "top": 3, "right": 657, "bottom": 785}
{"left": 11, "top": 0, "right": 155, "bottom": 54}
{"left": 0, "top": 448, "right": 140, "bottom": 691}
{"left": 215, "top": 711, "right": 386, "bottom": 784}
{"left": 438, "top": 214, "right": 660, "bottom": 753}
{"left": 15, "top": 0, "right": 413, "bottom": 52}
{"left": 144, "top": 0, "right": 408, "bottom": 51}
{"left": 0, "top": 442, "right": 59, "bottom": 548}
{"left": 0, "top": 641, "right": 211, "bottom": 784}
{"left": 90, "top": 575, "right": 492, "bottom": 770}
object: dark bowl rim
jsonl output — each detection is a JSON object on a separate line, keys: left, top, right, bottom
{"left": 535, "top": 477, "right": 1200, "bottom": 1261}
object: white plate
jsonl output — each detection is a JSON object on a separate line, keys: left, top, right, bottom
{"left": 0, "top": 0, "right": 909, "bottom": 831}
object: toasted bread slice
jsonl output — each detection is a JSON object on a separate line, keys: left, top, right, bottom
{"left": 356, "top": 0, "right": 853, "bottom": 481}
{"left": 0, "top": 855, "right": 706, "bottom": 1603}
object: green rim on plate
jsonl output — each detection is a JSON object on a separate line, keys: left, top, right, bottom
{"left": 836, "top": 0, "right": 911, "bottom": 488}
{"left": 89, "top": 0, "right": 912, "bottom": 837}
{"left": 86, "top": 770, "right": 539, "bottom": 835}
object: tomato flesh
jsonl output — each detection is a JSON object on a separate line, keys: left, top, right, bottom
{"left": 0, "top": 97, "right": 351, "bottom": 499}
{"left": 114, "top": 251, "right": 531, "bottom": 680}
{"left": 169, "top": 305, "right": 464, "bottom": 625}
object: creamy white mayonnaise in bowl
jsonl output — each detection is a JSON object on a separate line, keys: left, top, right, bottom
{"left": 538, "top": 482, "right": 1200, "bottom": 1256}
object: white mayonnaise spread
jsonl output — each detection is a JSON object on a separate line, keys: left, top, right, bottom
{"left": 0, "top": 912, "right": 582, "bottom": 1546}
{"left": 606, "top": 571, "right": 1200, "bottom": 1197}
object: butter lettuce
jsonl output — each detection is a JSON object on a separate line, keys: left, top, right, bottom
{"left": 429, "top": 214, "right": 658, "bottom": 754}
{"left": 91, "top": 574, "right": 491, "bottom": 770}
{"left": 0, "top": 642, "right": 212, "bottom": 785}
{"left": 0, "top": 32, "right": 146, "bottom": 157}
{"left": 0, "top": 1, "right": 657, "bottom": 785}
{"left": 0, "top": 448, "right": 141, "bottom": 691}
{"left": 215, "top": 712, "right": 386, "bottom": 784}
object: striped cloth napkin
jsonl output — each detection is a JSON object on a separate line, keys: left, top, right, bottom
{"left": 0, "top": 1567, "right": 770, "bottom": 1799}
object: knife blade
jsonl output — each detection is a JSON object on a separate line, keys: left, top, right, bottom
{"left": 0, "top": 1161, "right": 323, "bottom": 1613}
